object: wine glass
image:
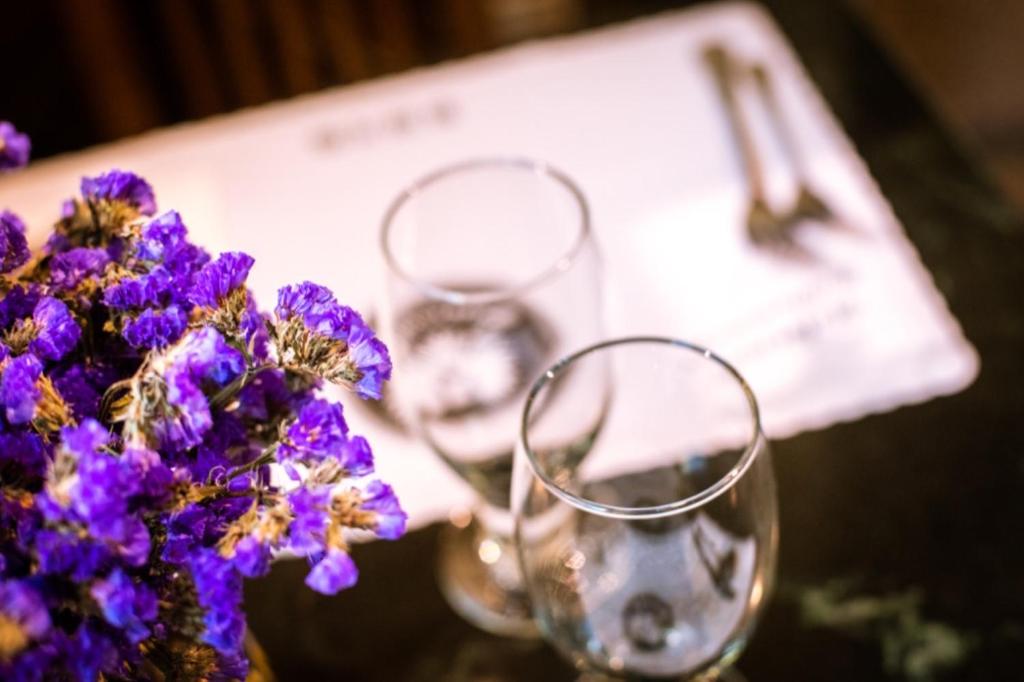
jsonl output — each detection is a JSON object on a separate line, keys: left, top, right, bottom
{"left": 513, "top": 337, "right": 777, "bottom": 679}
{"left": 379, "top": 157, "right": 603, "bottom": 636}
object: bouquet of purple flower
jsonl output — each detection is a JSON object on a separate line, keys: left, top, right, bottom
{"left": 0, "top": 123, "right": 405, "bottom": 680}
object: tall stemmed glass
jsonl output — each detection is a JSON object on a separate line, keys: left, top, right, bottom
{"left": 513, "top": 338, "right": 777, "bottom": 679}
{"left": 380, "top": 158, "right": 603, "bottom": 636}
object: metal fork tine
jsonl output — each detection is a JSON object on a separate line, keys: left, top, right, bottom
{"left": 751, "top": 61, "right": 859, "bottom": 237}
{"left": 747, "top": 199, "right": 814, "bottom": 260}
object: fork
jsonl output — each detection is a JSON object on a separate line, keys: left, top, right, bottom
{"left": 702, "top": 44, "right": 809, "bottom": 258}
{"left": 750, "top": 62, "right": 840, "bottom": 230}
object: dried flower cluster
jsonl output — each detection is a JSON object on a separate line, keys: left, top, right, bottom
{"left": 0, "top": 123, "right": 404, "bottom": 680}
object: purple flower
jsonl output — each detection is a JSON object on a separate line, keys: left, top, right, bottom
{"left": 81, "top": 170, "right": 156, "bottom": 216}
{"left": 122, "top": 305, "right": 188, "bottom": 349}
{"left": 190, "top": 550, "right": 245, "bottom": 653}
{"left": 160, "top": 505, "right": 206, "bottom": 565}
{"left": 137, "top": 211, "right": 210, "bottom": 277}
{"left": 136, "top": 210, "right": 184, "bottom": 261}
{"left": 153, "top": 373, "right": 211, "bottom": 454}
{"left": 361, "top": 480, "right": 407, "bottom": 540}
{"left": 305, "top": 548, "right": 358, "bottom": 595}
{"left": 277, "top": 398, "right": 348, "bottom": 463}
{"left": 72, "top": 454, "right": 129, "bottom": 527}
{"left": 0, "top": 210, "right": 30, "bottom": 273}
{"left": 232, "top": 536, "right": 271, "bottom": 578}
{"left": 62, "top": 618, "right": 124, "bottom": 682}
{"left": 188, "top": 251, "right": 254, "bottom": 307}
{"left": 214, "top": 652, "right": 250, "bottom": 681}
{"left": 0, "top": 158, "right": 403, "bottom": 679}
{"left": 1, "top": 354, "right": 42, "bottom": 423}
{"left": 286, "top": 487, "right": 330, "bottom": 554}
{"left": 62, "top": 417, "right": 109, "bottom": 457}
{"left": 90, "top": 568, "right": 158, "bottom": 644}
{"left": 235, "top": 369, "right": 290, "bottom": 421}
{"left": 192, "top": 411, "right": 249, "bottom": 480}
{"left": 276, "top": 282, "right": 363, "bottom": 341}
{"left": 151, "top": 327, "right": 245, "bottom": 452}
{"left": 114, "top": 517, "right": 153, "bottom": 569}
{"left": 52, "top": 364, "right": 101, "bottom": 420}
{"left": 275, "top": 282, "right": 335, "bottom": 321}
{"left": 274, "top": 282, "right": 392, "bottom": 398}
{"left": 232, "top": 366, "right": 296, "bottom": 419}
{"left": 122, "top": 447, "right": 173, "bottom": 500}
{"left": 0, "top": 430, "right": 47, "bottom": 479}
{"left": 0, "top": 581, "right": 50, "bottom": 642}
{"left": 35, "top": 529, "right": 111, "bottom": 581}
{"left": 29, "top": 297, "right": 80, "bottom": 361}
{"left": 55, "top": 420, "right": 152, "bottom": 565}
{"left": 49, "top": 247, "right": 110, "bottom": 290}
{"left": 238, "top": 296, "right": 272, "bottom": 362}
{"left": 338, "top": 435, "right": 375, "bottom": 477}
{"left": 346, "top": 330, "right": 392, "bottom": 400}
{"left": 103, "top": 268, "right": 173, "bottom": 310}
{"left": 170, "top": 326, "right": 246, "bottom": 387}
{"left": 0, "top": 284, "right": 40, "bottom": 329}
{"left": 0, "top": 121, "right": 30, "bottom": 171}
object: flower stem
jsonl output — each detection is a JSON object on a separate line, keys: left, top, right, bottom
{"left": 226, "top": 444, "right": 278, "bottom": 481}
{"left": 209, "top": 362, "right": 275, "bottom": 410}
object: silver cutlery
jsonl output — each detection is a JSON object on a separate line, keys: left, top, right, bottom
{"left": 702, "top": 44, "right": 810, "bottom": 258}
{"left": 751, "top": 62, "right": 842, "bottom": 230}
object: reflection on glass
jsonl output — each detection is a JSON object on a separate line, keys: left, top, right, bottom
{"left": 514, "top": 337, "right": 777, "bottom": 678}
{"left": 379, "top": 158, "right": 603, "bottom": 635}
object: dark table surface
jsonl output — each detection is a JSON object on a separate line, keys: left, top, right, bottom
{"left": 244, "top": 1, "right": 1024, "bottom": 680}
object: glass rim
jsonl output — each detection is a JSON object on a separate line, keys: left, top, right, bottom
{"left": 379, "top": 156, "right": 592, "bottom": 306}
{"left": 519, "top": 336, "right": 766, "bottom": 520}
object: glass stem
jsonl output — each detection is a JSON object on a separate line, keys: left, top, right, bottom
{"left": 473, "top": 502, "right": 524, "bottom": 592}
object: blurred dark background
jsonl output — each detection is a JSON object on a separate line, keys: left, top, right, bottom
{"left": 3, "top": 0, "right": 1023, "bottom": 209}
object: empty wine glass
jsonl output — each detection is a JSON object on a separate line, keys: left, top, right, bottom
{"left": 513, "top": 337, "right": 777, "bottom": 679}
{"left": 379, "top": 157, "right": 603, "bottom": 636}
